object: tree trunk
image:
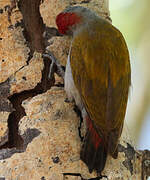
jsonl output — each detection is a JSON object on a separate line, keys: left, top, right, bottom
{"left": 0, "top": 0, "right": 149, "bottom": 179}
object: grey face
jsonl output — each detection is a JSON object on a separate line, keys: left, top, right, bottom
{"left": 63, "top": 6, "right": 98, "bottom": 23}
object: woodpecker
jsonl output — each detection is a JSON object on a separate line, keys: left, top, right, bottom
{"left": 56, "top": 6, "right": 131, "bottom": 173}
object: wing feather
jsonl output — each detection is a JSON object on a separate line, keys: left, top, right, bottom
{"left": 70, "top": 19, "right": 131, "bottom": 155}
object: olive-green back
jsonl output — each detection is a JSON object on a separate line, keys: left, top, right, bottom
{"left": 70, "top": 18, "right": 131, "bottom": 156}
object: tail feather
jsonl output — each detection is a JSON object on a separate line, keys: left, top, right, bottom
{"left": 80, "top": 130, "right": 107, "bottom": 173}
{"left": 80, "top": 116, "right": 107, "bottom": 173}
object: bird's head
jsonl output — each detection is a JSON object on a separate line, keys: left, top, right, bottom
{"left": 56, "top": 6, "right": 96, "bottom": 36}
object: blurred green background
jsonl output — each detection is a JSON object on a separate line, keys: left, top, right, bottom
{"left": 110, "top": 0, "right": 150, "bottom": 150}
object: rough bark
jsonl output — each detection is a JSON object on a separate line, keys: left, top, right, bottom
{"left": 0, "top": 0, "right": 149, "bottom": 179}
{"left": 18, "top": 0, "right": 45, "bottom": 53}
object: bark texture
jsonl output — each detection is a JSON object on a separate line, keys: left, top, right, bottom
{"left": 0, "top": 0, "right": 149, "bottom": 179}
{"left": 18, "top": 0, "right": 45, "bottom": 53}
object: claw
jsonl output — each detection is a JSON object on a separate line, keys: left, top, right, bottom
{"left": 48, "top": 59, "right": 55, "bottom": 80}
{"left": 43, "top": 50, "right": 65, "bottom": 80}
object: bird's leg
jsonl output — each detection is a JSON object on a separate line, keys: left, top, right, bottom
{"left": 42, "top": 50, "right": 65, "bottom": 80}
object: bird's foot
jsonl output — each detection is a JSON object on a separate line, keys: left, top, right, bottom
{"left": 42, "top": 49, "right": 65, "bottom": 80}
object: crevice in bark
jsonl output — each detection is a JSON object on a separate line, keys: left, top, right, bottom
{"left": 80, "top": 0, "right": 92, "bottom": 4}
{"left": 73, "top": 105, "right": 84, "bottom": 142}
{"left": 63, "top": 173, "right": 107, "bottom": 179}
{"left": 0, "top": 0, "right": 55, "bottom": 151}
{"left": 18, "top": 0, "right": 45, "bottom": 53}
{"left": 118, "top": 143, "right": 135, "bottom": 175}
{"left": 0, "top": 128, "right": 41, "bottom": 160}
{"left": 0, "top": 56, "right": 54, "bottom": 150}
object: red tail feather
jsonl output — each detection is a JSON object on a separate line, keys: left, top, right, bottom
{"left": 80, "top": 115, "right": 107, "bottom": 173}
{"left": 86, "top": 116, "right": 102, "bottom": 149}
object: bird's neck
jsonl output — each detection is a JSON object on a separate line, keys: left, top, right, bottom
{"left": 72, "top": 18, "right": 97, "bottom": 38}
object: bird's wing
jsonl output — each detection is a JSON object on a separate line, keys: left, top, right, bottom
{"left": 70, "top": 21, "right": 131, "bottom": 156}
